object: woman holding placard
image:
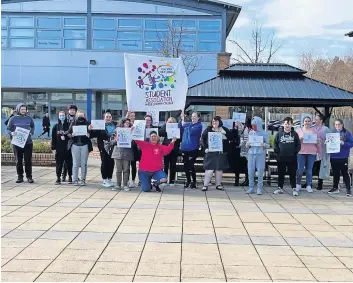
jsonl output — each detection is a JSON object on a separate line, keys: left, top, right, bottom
{"left": 246, "top": 117, "right": 270, "bottom": 195}
{"left": 159, "top": 117, "right": 181, "bottom": 186}
{"left": 328, "top": 119, "right": 353, "bottom": 196}
{"left": 112, "top": 118, "right": 135, "bottom": 191}
{"left": 68, "top": 110, "right": 91, "bottom": 186}
{"left": 295, "top": 116, "right": 319, "bottom": 196}
{"left": 89, "top": 112, "right": 117, "bottom": 188}
{"left": 201, "top": 116, "right": 231, "bottom": 191}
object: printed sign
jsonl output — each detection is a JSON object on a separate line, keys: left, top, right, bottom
{"left": 145, "top": 128, "right": 159, "bottom": 139}
{"left": 326, "top": 133, "right": 340, "bottom": 154}
{"left": 11, "top": 127, "right": 30, "bottom": 148}
{"left": 91, "top": 120, "right": 105, "bottom": 130}
{"left": 117, "top": 128, "right": 132, "bottom": 148}
{"left": 249, "top": 135, "right": 263, "bottom": 146}
{"left": 166, "top": 123, "right": 180, "bottom": 139}
{"left": 146, "top": 110, "right": 160, "bottom": 126}
{"left": 73, "top": 125, "right": 87, "bottom": 136}
{"left": 131, "top": 120, "right": 146, "bottom": 141}
{"left": 222, "top": 119, "right": 234, "bottom": 130}
{"left": 232, "top": 112, "right": 246, "bottom": 123}
{"left": 208, "top": 132, "right": 223, "bottom": 152}
{"left": 124, "top": 53, "right": 188, "bottom": 111}
{"left": 303, "top": 132, "right": 317, "bottom": 144}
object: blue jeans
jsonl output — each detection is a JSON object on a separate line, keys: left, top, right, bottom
{"left": 248, "top": 154, "right": 266, "bottom": 190}
{"left": 138, "top": 170, "right": 167, "bottom": 192}
{"left": 296, "top": 154, "right": 316, "bottom": 186}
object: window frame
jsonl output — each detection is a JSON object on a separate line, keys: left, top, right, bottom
{"left": 92, "top": 17, "right": 116, "bottom": 50}
{"left": 198, "top": 19, "right": 221, "bottom": 31}
{"left": 117, "top": 18, "right": 142, "bottom": 30}
{"left": 36, "top": 17, "right": 61, "bottom": 29}
{"left": 9, "top": 16, "right": 34, "bottom": 28}
{"left": 63, "top": 16, "right": 87, "bottom": 50}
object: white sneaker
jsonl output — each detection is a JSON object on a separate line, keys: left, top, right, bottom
{"left": 169, "top": 182, "right": 176, "bottom": 187}
{"left": 112, "top": 186, "right": 120, "bottom": 191}
{"left": 293, "top": 189, "right": 299, "bottom": 196}
{"left": 129, "top": 181, "right": 136, "bottom": 188}
{"left": 273, "top": 188, "right": 284, "bottom": 194}
{"left": 296, "top": 184, "right": 301, "bottom": 192}
{"left": 108, "top": 179, "right": 114, "bottom": 187}
{"left": 306, "top": 186, "right": 313, "bottom": 193}
{"left": 123, "top": 186, "right": 130, "bottom": 191}
{"left": 103, "top": 179, "right": 112, "bottom": 187}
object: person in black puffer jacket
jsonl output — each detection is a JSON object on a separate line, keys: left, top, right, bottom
{"left": 159, "top": 117, "right": 181, "bottom": 186}
{"left": 51, "top": 111, "right": 72, "bottom": 185}
{"left": 68, "top": 110, "right": 91, "bottom": 186}
{"left": 89, "top": 112, "right": 117, "bottom": 188}
{"left": 228, "top": 121, "right": 241, "bottom": 186}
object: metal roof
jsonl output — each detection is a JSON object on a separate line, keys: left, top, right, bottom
{"left": 187, "top": 63, "right": 353, "bottom": 107}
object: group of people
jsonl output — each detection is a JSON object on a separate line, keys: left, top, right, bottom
{"left": 6, "top": 104, "right": 353, "bottom": 196}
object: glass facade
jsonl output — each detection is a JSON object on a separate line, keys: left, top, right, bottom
{"left": 2, "top": 14, "right": 222, "bottom": 52}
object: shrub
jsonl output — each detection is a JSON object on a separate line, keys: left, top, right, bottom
{"left": 269, "top": 135, "right": 275, "bottom": 148}
{"left": 1, "top": 135, "right": 52, "bottom": 153}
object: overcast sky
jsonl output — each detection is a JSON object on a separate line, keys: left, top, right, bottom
{"left": 225, "top": 0, "right": 353, "bottom": 67}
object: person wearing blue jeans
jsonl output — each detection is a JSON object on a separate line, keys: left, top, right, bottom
{"left": 296, "top": 154, "right": 316, "bottom": 191}
{"left": 246, "top": 117, "right": 270, "bottom": 195}
{"left": 139, "top": 170, "right": 168, "bottom": 192}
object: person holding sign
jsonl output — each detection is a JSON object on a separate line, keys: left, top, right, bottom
{"left": 273, "top": 117, "right": 301, "bottom": 195}
{"left": 159, "top": 117, "right": 181, "bottom": 186}
{"left": 328, "top": 119, "right": 353, "bottom": 196}
{"left": 201, "top": 116, "right": 231, "bottom": 191}
{"left": 132, "top": 130, "right": 176, "bottom": 192}
{"left": 68, "top": 110, "right": 91, "bottom": 186}
{"left": 180, "top": 111, "right": 203, "bottom": 189}
{"left": 313, "top": 114, "right": 331, "bottom": 191}
{"left": 112, "top": 118, "right": 135, "bottom": 191}
{"left": 51, "top": 111, "right": 72, "bottom": 185}
{"left": 246, "top": 117, "right": 270, "bottom": 195}
{"left": 295, "top": 116, "right": 319, "bottom": 195}
{"left": 89, "top": 112, "right": 117, "bottom": 188}
{"left": 7, "top": 103, "right": 35, "bottom": 183}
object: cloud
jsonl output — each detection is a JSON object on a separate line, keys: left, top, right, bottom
{"left": 233, "top": 11, "right": 251, "bottom": 28}
{"left": 261, "top": 0, "right": 353, "bottom": 38}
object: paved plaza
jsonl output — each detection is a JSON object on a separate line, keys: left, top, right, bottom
{"left": 1, "top": 160, "right": 353, "bottom": 282}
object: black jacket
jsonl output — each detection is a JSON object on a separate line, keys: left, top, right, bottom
{"left": 201, "top": 126, "right": 231, "bottom": 153}
{"left": 228, "top": 128, "right": 241, "bottom": 153}
{"left": 51, "top": 119, "right": 70, "bottom": 152}
{"left": 43, "top": 116, "right": 50, "bottom": 128}
{"left": 90, "top": 122, "right": 117, "bottom": 152}
{"left": 68, "top": 118, "right": 91, "bottom": 147}
{"left": 274, "top": 127, "right": 301, "bottom": 161}
{"left": 159, "top": 124, "right": 181, "bottom": 154}
{"left": 4, "top": 114, "right": 14, "bottom": 126}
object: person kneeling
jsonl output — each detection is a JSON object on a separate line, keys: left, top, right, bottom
{"left": 135, "top": 131, "right": 177, "bottom": 192}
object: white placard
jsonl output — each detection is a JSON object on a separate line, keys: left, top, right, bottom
{"left": 326, "top": 133, "right": 340, "bottom": 154}
{"left": 232, "top": 112, "right": 246, "bottom": 123}
{"left": 73, "top": 125, "right": 87, "bottom": 136}
{"left": 146, "top": 110, "right": 159, "bottom": 126}
{"left": 124, "top": 53, "right": 188, "bottom": 111}
{"left": 117, "top": 127, "right": 132, "bottom": 148}
{"left": 249, "top": 135, "right": 263, "bottom": 146}
{"left": 166, "top": 123, "right": 180, "bottom": 139}
{"left": 208, "top": 132, "right": 223, "bottom": 152}
{"left": 131, "top": 120, "right": 146, "bottom": 141}
{"left": 222, "top": 119, "right": 234, "bottom": 130}
{"left": 303, "top": 132, "right": 317, "bottom": 144}
{"left": 91, "top": 120, "right": 105, "bottom": 130}
{"left": 145, "top": 128, "right": 159, "bottom": 139}
{"left": 300, "top": 113, "right": 313, "bottom": 128}
{"left": 11, "top": 127, "right": 30, "bottom": 148}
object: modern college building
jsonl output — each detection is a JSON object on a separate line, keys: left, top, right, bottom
{"left": 1, "top": 0, "right": 241, "bottom": 134}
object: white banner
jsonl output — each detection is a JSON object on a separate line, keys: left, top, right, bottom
{"left": 11, "top": 127, "right": 30, "bottom": 148}
{"left": 124, "top": 53, "right": 188, "bottom": 111}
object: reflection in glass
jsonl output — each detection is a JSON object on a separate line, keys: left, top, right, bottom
{"left": 64, "top": 29, "right": 86, "bottom": 38}
{"left": 9, "top": 17, "right": 34, "bottom": 27}
{"left": 37, "top": 39, "right": 61, "bottom": 48}
{"left": 37, "top": 29, "right": 61, "bottom": 38}
{"left": 9, "top": 28, "right": 35, "bottom": 37}
{"left": 93, "top": 29, "right": 116, "bottom": 39}
{"left": 117, "top": 19, "right": 142, "bottom": 29}
{"left": 118, "top": 40, "right": 142, "bottom": 50}
{"left": 64, "top": 39, "right": 85, "bottom": 48}
{"left": 9, "top": 38, "right": 34, "bottom": 48}
{"left": 93, "top": 39, "right": 115, "bottom": 49}
{"left": 37, "top": 17, "right": 61, "bottom": 28}
{"left": 93, "top": 18, "right": 115, "bottom": 29}
{"left": 199, "top": 20, "right": 221, "bottom": 31}
{"left": 64, "top": 18, "right": 86, "bottom": 27}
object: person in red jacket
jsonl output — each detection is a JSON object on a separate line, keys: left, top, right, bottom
{"left": 135, "top": 131, "right": 176, "bottom": 192}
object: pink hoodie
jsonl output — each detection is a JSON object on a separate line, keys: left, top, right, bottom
{"left": 296, "top": 128, "right": 319, "bottom": 155}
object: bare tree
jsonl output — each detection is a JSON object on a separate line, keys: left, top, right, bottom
{"left": 154, "top": 20, "right": 200, "bottom": 75}
{"left": 228, "top": 22, "right": 283, "bottom": 64}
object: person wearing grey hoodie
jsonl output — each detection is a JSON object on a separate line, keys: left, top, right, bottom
{"left": 7, "top": 103, "right": 35, "bottom": 183}
{"left": 246, "top": 116, "right": 270, "bottom": 195}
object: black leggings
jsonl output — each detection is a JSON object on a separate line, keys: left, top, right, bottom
{"left": 331, "top": 158, "right": 351, "bottom": 191}
{"left": 131, "top": 161, "right": 137, "bottom": 181}
{"left": 182, "top": 150, "right": 198, "bottom": 183}
{"left": 100, "top": 150, "right": 114, "bottom": 179}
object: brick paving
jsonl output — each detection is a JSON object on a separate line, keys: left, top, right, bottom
{"left": 1, "top": 160, "right": 353, "bottom": 282}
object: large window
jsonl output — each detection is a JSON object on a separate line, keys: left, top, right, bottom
{"left": 8, "top": 16, "right": 35, "bottom": 48}
{"left": 198, "top": 20, "right": 221, "bottom": 52}
{"left": 63, "top": 17, "right": 86, "bottom": 49}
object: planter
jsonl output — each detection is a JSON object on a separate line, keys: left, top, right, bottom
{"left": 1, "top": 153, "right": 56, "bottom": 167}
